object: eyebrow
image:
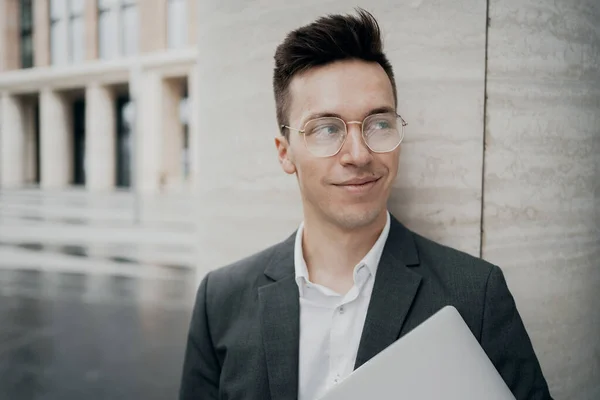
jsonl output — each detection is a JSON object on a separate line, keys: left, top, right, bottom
{"left": 302, "top": 106, "right": 396, "bottom": 126}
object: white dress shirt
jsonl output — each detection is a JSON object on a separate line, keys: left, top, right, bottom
{"left": 294, "top": 212, "right": 391, "bottom": 400}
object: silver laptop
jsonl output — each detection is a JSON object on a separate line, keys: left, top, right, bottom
{"left": 320, "top": 306, "right": 516, "bottom": 400}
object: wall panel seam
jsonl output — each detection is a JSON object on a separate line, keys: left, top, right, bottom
{"left": 479, "top": 0, "right": 491, "bottom": 259}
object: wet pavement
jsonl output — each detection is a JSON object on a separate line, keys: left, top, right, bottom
{"left": 0, "top": 189, "right": 198, "bottom": 400}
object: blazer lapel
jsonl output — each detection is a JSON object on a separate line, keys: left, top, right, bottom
{"left": 259, "top": 234, "right": 300, "bottom": 400}
{"left": 354, "top": 216, "right": 422, "bottom": 369}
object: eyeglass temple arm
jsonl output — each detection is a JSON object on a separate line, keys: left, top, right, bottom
{"left": 397, "top": 114, "right": 408, "bottom": 127}
{"left": 281, "top": 125, "right": 304, "bottom": 134}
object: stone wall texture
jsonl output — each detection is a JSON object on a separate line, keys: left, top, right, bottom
{"left": 194, "top": 1, "right": 600, "bottom": 398}
{"left": 484, "top": 1, "right": 600, "bottom": 398}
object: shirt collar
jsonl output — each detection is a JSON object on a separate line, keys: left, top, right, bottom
{"left": 294, "top": 212, "right": 391, "bottom": 295}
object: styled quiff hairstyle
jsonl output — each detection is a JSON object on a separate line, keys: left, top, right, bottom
{"left": 273, "top": 8, "right": 397, "bottom": 137}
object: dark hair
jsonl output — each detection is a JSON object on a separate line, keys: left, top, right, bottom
{"left": 273, "top": 8, "right": 397, "bottom": 137}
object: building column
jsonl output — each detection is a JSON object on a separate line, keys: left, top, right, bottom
{"left": 134, "top": 70, "right": 162, "bottom": 193}
{"left": 0, "top": 93, "right": 26, "bottom": 186}
{"left": 39, "top": 89, "right": 72, "bottom": 188}
{"left": 0, "top": 0, "right": 20, "bottom": 72}
{"left": 162, "top": 78, "right": 184, "bottom": 188}
{"left": 85, "top": 83, "right": 115, "bottom": 191}
{"left": 33, "top": 0, "right": 50, "bottom": 67}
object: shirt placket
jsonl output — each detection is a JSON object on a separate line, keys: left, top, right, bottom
{"left": 327, "top": 283, "right": 363, "bottom": 388}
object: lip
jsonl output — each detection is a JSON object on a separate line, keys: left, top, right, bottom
{"left": 334, "top": 177, "right": 381, "bottom": 193}
{"left": 336, "top": 177, "right": 380, "bottom": 186}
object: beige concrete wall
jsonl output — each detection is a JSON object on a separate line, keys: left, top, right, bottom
{"left": 375, "top": 3, "right": 487, "bottom": 256}
{"left": 33, "top": 0, "right": 50, "bottom": 67}
{"left": 0, "top": 0, "right": 20, "bottom": 71}
{"left": 194, "top": 0, "right": 487, "bottom": 272}
{"left": 39, "top": 89, "right": 72, "bottom": 188}
{"left": 484, "top": 0, "right": 600, "bottom": 398}
{"left": 85, "top": 83, "right": 115, "bottom": 191}
{"left": 85, "top": 0, "right": 98, "bottom": 61}
{"left": 139, "top": 0, "right": 167, "bottom": 53}
{"left": 0, "top": 93, "right": 26, "bottom": 185}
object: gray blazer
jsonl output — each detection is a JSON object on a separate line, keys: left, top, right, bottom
{"left": 180, "top": 215, "right": 552, "bottom": 400}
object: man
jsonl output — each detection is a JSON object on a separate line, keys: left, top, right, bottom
{"left": 180, "top": 9, "right": 553, "bottom": 400}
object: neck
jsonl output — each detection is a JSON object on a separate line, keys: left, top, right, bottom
{"left": 301, "top": 210, "right": 387, "bottom": 284}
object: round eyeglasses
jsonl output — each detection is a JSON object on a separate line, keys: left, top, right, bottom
{"left": 281, "top": 113, "right": 407, "bottom": 158}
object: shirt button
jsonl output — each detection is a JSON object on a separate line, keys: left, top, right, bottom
{"left": 339, "top": 306, "right": 345, "bottom": 314}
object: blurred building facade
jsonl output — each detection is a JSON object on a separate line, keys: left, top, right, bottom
{"left": 0, "top": 0, "right": 198, "bottom": 193}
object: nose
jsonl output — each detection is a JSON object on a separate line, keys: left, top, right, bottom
{"left": 339, "top": 122, "right": 373, "bottom": 167}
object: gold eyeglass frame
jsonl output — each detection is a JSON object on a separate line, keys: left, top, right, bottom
{"left": 281, "top": 113, "right": 407, "bottom": 158}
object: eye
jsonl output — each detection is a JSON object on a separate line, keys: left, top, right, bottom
{"left": 370, "top": 119, "right": 391, "bottom": 130}
{"left": 315, "top": 125, "right": 340, "bottom": 135}
{"left": 365, "top": 115, "right": 396, "bottom": 136}
{"left": 309, "top": 123, "right": 343, "bottom": 139}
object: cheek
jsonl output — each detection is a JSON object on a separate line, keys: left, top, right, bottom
{"left": 390, "top": 159, "right": 399, "bottom": 181}
{"left": 382, "top": 153, "right": 400, "bottom": 181}
{"left": 297, "top": 163, "right": 320, "bottom": 188}
{"left": 296, "top": 160, "right": 329, "bottom": 194}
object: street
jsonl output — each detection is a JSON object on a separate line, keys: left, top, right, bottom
{"left": 0, "top": 188, "right": 198, "bottom": 400}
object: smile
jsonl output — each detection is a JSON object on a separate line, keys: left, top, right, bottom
{"left": 334, "top": 177, "right": 381, "bottom": 193}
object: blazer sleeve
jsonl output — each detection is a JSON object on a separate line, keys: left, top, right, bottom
{"left": 179, "top": 273, "right": 220, "bottom": 400}
{"left": 481, "top": 265, "right": 553, "bottom": 400}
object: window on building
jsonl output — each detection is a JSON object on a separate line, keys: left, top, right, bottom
{"left": 20, "top": 0, "right": 34, "bottom": 68}
{"left": 167, "top": 0, "right": 187, "bottom": 49}
{"left": 98, "top": 0, "right": 138, "bottom": 60}
{"left": 50, "top": 0, "right": 85, "bottom": 65}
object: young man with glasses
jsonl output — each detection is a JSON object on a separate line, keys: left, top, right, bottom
{"left": 180, "top": 9, "right": 552, "bottom": 400}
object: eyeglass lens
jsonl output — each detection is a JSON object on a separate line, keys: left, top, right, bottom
{"left": 303, "top": 113, "right": 403, "bottom": 157}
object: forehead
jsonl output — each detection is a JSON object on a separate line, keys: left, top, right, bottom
{"left": 288, "top": 59, "right": 395, "bottom": 124}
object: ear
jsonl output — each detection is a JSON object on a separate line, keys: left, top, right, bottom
{"left": 274, "top": 135, "right": 297, "bottom": 175}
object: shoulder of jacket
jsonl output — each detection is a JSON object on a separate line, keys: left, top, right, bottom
{"left": 411, "top": 231, "right": 497, "bottom": 280}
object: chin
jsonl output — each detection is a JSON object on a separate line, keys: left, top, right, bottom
{"left": 327, "top": 204, "right": 385, "bottom": 230}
